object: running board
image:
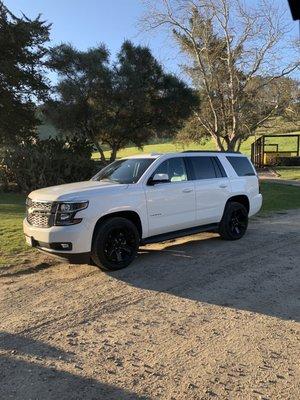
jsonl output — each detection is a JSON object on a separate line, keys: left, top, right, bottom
{"left": 141, "top": 223, "right": 219, "bottom": 245}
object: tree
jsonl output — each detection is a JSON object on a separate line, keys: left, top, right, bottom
{"left": 46, "top": 40, "right": 198, "bottom": 161}
{"left": 142, "top": 0, "right": 299, "bottom": 151}
{"left": 0, "top": 1, "right": 50, "bottom": 145}
{"left": 46, "top": 43, "right": 111, "bottom": 161}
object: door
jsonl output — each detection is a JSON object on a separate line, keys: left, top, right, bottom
{"left": 186, "top": 156, "right": 230, "bottom": 224}
{"left": 144, "top": 157, "right": 196, "bottom": 236}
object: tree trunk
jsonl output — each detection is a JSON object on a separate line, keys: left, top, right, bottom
{"left": 110, "top": 145, "right": 118, "bottom": 162}
{"left": 85, "top": 128, "right": 106, "bottom": 162}
{"left": 226, "top": 141, "right": 236, "bottom": 152}
{"left": 211, "top": 134, "right": 225, "bottom": 151}
{"left": 94, "top": 142, "right": 106, "bottom": 162}
{"left": 236, "top": 138, "right": 243, "bottom": 152}
{"left": 225, "top": 136, "right": 239, "bottom": 152}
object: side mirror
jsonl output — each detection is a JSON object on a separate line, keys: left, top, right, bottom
{"left": 148, "top": 173, "right": 170, "bottom": 186}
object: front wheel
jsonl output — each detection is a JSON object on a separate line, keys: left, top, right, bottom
{"left": 219, "top": 201, "right": 248, "bottom": 240}
{"left": 91, "top": 217, "right": 140, "bottom": 270}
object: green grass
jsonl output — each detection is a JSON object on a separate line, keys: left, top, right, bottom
{"left": 93, "top": 139, "right": 217, "bottom": 160}
{"left": 92, "top": 131, "right": 300, "bottom": 160}
{"left": 260, "top": 182, "right": 300, "bottom": 213}
{"left": 0, "top": 192, "right": 29, "bottom": 266}
{"left": 1, "top": 182, "right": 300, "bottom": 265}
{"left": 273, "top": 167, "right": 300, "bottom": 181}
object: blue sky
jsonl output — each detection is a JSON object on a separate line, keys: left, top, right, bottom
{"left": 4, "top": 0, "right": 299, "bottom": 81}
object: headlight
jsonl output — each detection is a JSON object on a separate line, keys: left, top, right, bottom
{"left": 54, "top": 201, "right": 89, "bottom": 226}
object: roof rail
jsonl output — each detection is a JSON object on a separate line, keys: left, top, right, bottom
{"left": 182, "top": 150, "right": 241, "bottom": 154}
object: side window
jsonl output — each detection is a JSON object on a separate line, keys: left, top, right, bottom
{"left": 212, "top": 157, "right": 227, "bottom": 178}
{"left": 154, "top": 158, "right": 187, "bottom": 183}
{"left": 189, "top": 157, "right": 216, "bottom": 180}
{"left": 226, "top": 156, "right": 255, "bottom": 176}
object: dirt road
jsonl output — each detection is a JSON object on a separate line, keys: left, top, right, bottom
{"left": 0, "top": 211, "right": 299, "bottom": 399}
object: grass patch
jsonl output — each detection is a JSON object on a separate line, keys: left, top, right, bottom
{"left": 260, "top": 182, "right": 300, "bottom": 213}
{"left": 0, "top": 192, "right": 29, "bottom": 266}
{"left": 1, "top": 182, "right": 299, "bottom": 265}
{"left": 273, "top": 166, "right": 300, "bottom": 181}
{"left": 92, "top": 139, "right": 216, "bottom": 160}
{"left": 92, "top": 131, "right": 300, "bottom": 160}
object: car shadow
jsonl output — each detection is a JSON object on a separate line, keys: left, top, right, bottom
{"left": 0, "top": 261, "right": 57, "bottom": 278}
{"left": 0, "top": 331, "right": 149, "bottom": 400}
{"left": 0, "top": 331, "right": 69, "bottom": 360}
{"left": 111, "top": 223, "right": 300, "bottom": 322}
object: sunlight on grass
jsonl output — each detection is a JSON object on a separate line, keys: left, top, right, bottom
{"left": 92, "top": 131, "right": 299, "bottom": 160}
{"left": 0, "top": 192, "right": 31, "bottom": 266}
{"left": 274, "top": 167, "right": 300, "bottom": 181}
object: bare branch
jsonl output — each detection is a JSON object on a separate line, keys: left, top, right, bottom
{"left": 141, "top": 0, "right": 299, "bottom": 151}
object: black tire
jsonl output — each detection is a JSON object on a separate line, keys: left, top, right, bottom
{"left": 91, "top": 217, "right": 140, "bottom": 271}
{"left": 219, "top": 201, "right": 248, "bottom": 240}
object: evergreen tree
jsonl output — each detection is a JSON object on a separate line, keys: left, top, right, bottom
{"left": 0, "top": 1, "right": 50, "bottom": 145}
{"left": 47, "top": 41, "right": 198, "bottom": 161}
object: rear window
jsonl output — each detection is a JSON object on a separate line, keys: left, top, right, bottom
{"left": 227, "top": 156, "right": 255, "bottom": 176}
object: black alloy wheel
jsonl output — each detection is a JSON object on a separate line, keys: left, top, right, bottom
{"left": 229, "top": 208, "right": 248, "bottom": 237}
{"left": 219, "top": 201, "right": 248, "bottom": 240}
{"left": 91, "top": 217, "right": 140, "bottom": 270}
{"left": 104, "top": 227, "right": 136, "bottom": 264}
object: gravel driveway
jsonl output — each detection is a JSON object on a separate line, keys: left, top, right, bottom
{"left": 0, "top": 210, "right": 299, "bottom": 399}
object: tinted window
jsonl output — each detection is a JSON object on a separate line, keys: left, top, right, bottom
{"left": 154, "top": 158, "right": 187, "bottom": 183}
{"left": 189, "top": 157, "right": 216, "bottom": 179}
{"left": 227, "top": 156, "right": 255, "bottom": 176}
{"left": 212, "top": 157, "right": 227, "bottom": 177}
{"left": 92, "top": 158, "right": 154, "bottom": 184}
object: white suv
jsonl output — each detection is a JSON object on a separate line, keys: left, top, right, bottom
{"left": 24, "top": 151, "right": 262, "bottom": 270}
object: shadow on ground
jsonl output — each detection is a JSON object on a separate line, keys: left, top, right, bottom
{"left": 0, "top": 332, "right": 148, "bottom": 400}
{"left": 0, "top": 261, "right": 56, "bottom": 278}
{"left": 111, "top": 214, "right": 300, "bottom": 322}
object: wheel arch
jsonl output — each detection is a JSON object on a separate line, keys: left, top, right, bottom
{"left": 92, "top": 210, "right": 143, "bottom": 244}
{"left": 226, "top": 194, "right": 250, "bottom": 213}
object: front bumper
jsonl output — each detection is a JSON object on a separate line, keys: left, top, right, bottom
{"left": 23, "top": 218, "right": 93, "bottom": 256}
{"left": 30, "top": 243, "right": 91, "bottom": 264}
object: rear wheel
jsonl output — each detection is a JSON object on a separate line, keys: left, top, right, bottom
{"left": 219, "top": 201, "right": 248, "bottom": 240}
{"left": 91, "top": 217, "right": 139, "bottom": 270}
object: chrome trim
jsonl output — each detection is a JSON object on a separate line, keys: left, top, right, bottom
{"left": 26, "top": 198, "right": 53, "bottom": 203}
{"left": 26, "top": 198, "right": 54, "bottom": 228}
{"left": 26, "top": 199, "right": 89, "bottom": 228}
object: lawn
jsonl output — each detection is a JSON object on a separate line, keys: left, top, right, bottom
{"left": 1, "top": 182, "right": 300, "bottom": 266}
{"left": 273, "top": 166, "right": 300, "bottom": 181}
{"left": 92, "top": 131, "right": 300, "bottom": 160}
{"left": 260, "top": 182, "right": 300, "bottom": 213}
{"left": 0, "top": 192, "right": 31, "bottom": 266}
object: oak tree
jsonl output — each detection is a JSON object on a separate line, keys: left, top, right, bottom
{"left": 142, "top": 0, "right": 299, "bottom": 151}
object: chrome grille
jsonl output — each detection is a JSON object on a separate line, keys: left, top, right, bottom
{"left": 26, "top": 198, "right": 54, "bottom": 228}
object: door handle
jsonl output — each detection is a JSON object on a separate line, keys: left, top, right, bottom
{"left": 182, "top": 188, "right": 193, "bottom": 193}
{"left": 219, "top": 184, "right": 228, "bottom": 188}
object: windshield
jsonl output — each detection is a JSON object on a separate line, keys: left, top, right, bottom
{"left": 92, "top": 158, "right": 155, "bottom": 184}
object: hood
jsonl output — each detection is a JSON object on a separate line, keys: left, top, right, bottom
{"left": 28, "top": 180, "right": 128, "bottom": 202}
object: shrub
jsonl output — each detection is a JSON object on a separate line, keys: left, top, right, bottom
{"left": 0, "top": 138, "right": 105, "bottom": 193}
{"left": 276, "top": 157, "right": 300, "bottom": 166}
